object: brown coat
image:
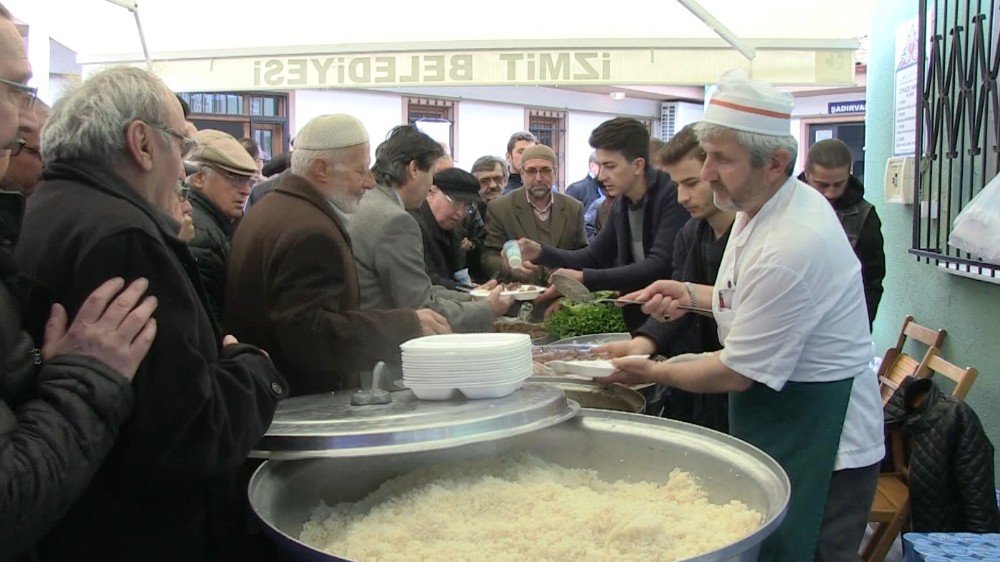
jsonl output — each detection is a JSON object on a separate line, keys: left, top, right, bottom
{"left": 226, "top": 174, "right": 421, "bottom": 395}
{"left": 482, "top": 187, "right": 587, "bottom": 284}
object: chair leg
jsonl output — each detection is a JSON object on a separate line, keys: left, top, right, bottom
{"left": 862, "top": 502, "right": 910, "bottom": 562}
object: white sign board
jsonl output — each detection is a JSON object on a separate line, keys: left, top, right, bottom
{"left": 893, "top": 19, "right": 920, "bottom": 157}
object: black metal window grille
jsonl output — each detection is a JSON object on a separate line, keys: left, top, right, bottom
{"left": 913, "top": 0, "right": 999, "bottom": 278}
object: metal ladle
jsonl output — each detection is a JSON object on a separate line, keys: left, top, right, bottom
{"left": 549, "top": 273, "right": 713, "bottom": 315}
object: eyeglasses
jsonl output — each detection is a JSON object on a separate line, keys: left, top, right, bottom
{"left": 0, "top": 78, "right": 37, "bottom": 110}
{"left": 522, "top": 166, "right": 554, "bottom": 178}
{"left": 7, "top": 137, "right": 41, "bottom": 159}
{"left": 145, "top": 122, "right": 198, "bottom": 158}
{"left": 203, "top": 164, "right": 255, "bottom": 187}
{"left": 176, "top": 182, "right": 191, "bottom": 202}
{"left": 441, "top": 192, "right": 470, "bottom": 213}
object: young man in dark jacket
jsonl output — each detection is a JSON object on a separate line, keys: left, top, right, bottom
{"left": 800, "top": 138, "right": 885, "bottom": 328}
{"left": 14, "top": 66, "right": 285, "bottom": 562}
{"left": 517, "top": 117, "right": 690, "bottom": 331}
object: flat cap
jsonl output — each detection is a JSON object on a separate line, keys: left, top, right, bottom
{"left": 189, "top": 130, "right": 257, "bottom": 176}
{"left": 433, "top": 167, "right": 482, "bottom": 203}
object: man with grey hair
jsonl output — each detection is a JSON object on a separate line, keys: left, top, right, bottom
{"left": 350, "top": 125, "right": 511, "bottom": 333}
{"left": 228, "top": 115, "right": 450, "bottom": 396}
{"left": 14, "top": 65, "right": 286, "bottom": 561}
{"left": 0, "top": 5, "right": 160, "bottom": 557}
{"left": 600, "top": 70, "right": 884, "bottom": 561}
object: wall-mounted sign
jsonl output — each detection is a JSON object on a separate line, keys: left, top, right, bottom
{"left": 828, "top": 100, "right": 866, "bottom": 114}
{"left": 894, "top": 19, "right": 920, "bottom": 157}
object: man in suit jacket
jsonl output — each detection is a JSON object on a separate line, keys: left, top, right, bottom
{"left": 350, "top": 126, "right": 512, "bottom": 333}
{"left": 227, "top": 115, "right": 450, "bottom": 396}
{"left": 483, "top": 144, "right": 587, "bottom": 286}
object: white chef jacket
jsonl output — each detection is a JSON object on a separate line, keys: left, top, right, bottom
{"left": 714, "top": 176, "right": 884, "bottom": 471}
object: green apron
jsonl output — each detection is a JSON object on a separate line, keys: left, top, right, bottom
{"left": 729, "top": 377, "right": 854, "bottom": 561}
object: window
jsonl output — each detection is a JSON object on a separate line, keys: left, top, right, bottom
{"left": 912, "top": 1, "right": 998, "bottom": 278}
{"left": 178, "top": 92, "right": 289, "bottom": 165}
{"left": 403, "top": 96, "right": 456, "bottom": 157}
{"left": 527, "top": 109, "right": 567, "bottom": 189}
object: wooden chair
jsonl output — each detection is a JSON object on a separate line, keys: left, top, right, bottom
{"left": 876, "top": 315, "right": 946, "bottom": 404}
{"left": 862, "top": 346, "right": 979, "bottom": 562}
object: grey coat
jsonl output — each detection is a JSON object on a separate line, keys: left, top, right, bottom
{"left": 348, "top": 184, "right": 494, "bottom": 333}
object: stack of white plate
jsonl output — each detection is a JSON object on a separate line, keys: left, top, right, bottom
{"left": 400, "top": 333, "right": 532, "bottom": 400}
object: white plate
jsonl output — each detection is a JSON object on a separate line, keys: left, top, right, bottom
{"left": 409, "top": 379, "right": 525, "bottom": 400}
{"left": 545, "top": 355, "right": 650, "bottom": 378}
{"left": 400, "top": 333, "right": 529, "bottom": 352}
{"left": 468, "top": 285, "right": 545, "bottom": 301}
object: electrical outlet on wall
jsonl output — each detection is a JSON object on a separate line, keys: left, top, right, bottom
{"left": 884, "top": 156, "right": 916, "bottom": 204}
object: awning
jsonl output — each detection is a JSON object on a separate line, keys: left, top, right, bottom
{"left": 9, "top": 0, "right": 873, "bottom": 90}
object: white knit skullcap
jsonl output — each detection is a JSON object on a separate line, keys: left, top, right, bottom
{"left": 702, "top": 69, "right": 794, "bottom": 136}
{"left": 295, "top": 114, "right": 369, "bottom": 150}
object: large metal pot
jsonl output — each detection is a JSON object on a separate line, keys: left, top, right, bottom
{"left": 249, "top": 409, "right": 790, "bottom": 561}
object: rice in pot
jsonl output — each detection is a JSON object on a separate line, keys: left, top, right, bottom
{"left": 300, "top": 453, "right": 761, "bottom": 561}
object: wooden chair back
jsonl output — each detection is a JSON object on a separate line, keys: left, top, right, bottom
{"left": 923, "top": 348, "right": 978, "bottom": 400}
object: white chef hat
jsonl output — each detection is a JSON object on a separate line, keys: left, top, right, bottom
{"left": 702, "top": 69, "right": 794, "bottom": 137}
{"left": 295, "top": 114, "right": 370, "bottom": 150}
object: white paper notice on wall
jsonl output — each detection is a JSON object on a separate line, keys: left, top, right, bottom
{"left": 814, "top": 130, "right": 834, "bottom": 142}
{"left": 893, "top": 19, "right": 920, "bottom": 157}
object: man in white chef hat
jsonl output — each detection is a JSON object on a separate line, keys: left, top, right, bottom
{"left": 598, "top": 69, "right": 884, "bottom": 562}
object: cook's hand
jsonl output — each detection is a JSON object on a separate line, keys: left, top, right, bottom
{"left": 486, "top": 286, "right": 515, "bottom": 316}
{"left": 43, "top": 277, "right": 158, "bottom": 381}
{"left": 594, "top": 355, "right": 665, "bottom": 386}
{"left": 593, "top": 336, "right": 656, "bottom": 359}
{"left": 460, "top": 237, "right": 473, "bottom": 251}
{"left": 549, "top": 268, "right": 583, "bottom": 284}
{"left": 417, "top": 308, "right": 452, "bottom": 335}
{"left": 621, "top": 280, "right": 687, "bottom": 322}
{"left": 516, "top": 238, "right": 542, "bottom": 261}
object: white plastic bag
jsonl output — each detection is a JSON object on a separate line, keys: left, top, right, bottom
{"left": 949, "top": 172, "right": 1000, "bottom": 263}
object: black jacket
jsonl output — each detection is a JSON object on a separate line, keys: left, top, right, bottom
{"left": 188, "top": 190, "right": 233, "bottom": 328}
{"left": 0, "top": 191, "right": 135, "bottom": 559}
{"left": 536, "top": 167, "right": 690, "bottom": 331}
{"left": 565, "top": 175, "right": 603, "bottom": 211}
{"left": 14, "top": 161, "right": 285, "bottom": 561}
{"left": 462, "top": 204, "right": 488, "bottom": 283}
{"left": 885, "top": 377, "right": 1000, "bottom": 533}
{"left": 635, "top": 217, "right": 731, "bottom": 432}
{"left": 799, "top": 172, "right": 885, "bottom": 327}
{"left": 413, "top": 202, "right": 466, "bottom": 290}
{"left": 501, "top": 172, "right": 523, "bottom": 195}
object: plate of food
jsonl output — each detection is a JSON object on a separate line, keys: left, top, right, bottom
{"left": 543, "top": 355, "right": 649, "bottom": 379}
{"left": 470, "top": 282, "right": 545, "bottom": 301}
